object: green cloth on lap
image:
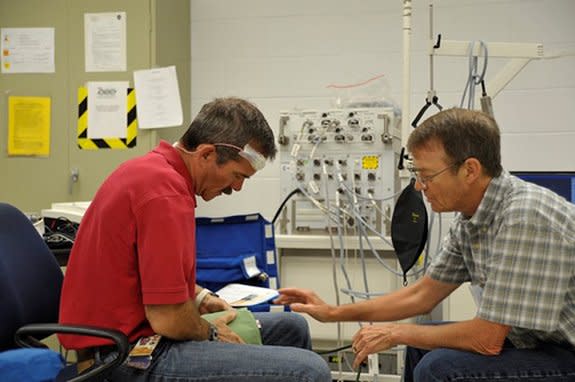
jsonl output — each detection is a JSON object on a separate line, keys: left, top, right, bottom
{"left": 202, "top": 309, "right": 262, "bottom": 345}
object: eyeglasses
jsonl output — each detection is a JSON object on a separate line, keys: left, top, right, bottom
{"left": 408, "top": 161, "right": 463, "bottom": 187}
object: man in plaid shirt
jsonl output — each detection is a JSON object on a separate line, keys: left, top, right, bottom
{"left": 276, "top": 108, "right": 575, "bottom": 381}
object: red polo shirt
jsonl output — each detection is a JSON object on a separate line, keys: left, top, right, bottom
{"left": 59, "top": 141, "right": 197, "bottom": 349}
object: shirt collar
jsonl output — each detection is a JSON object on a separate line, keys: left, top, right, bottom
{"left": 465, "top": 171, "right": 511, "bottom": 227}
{"left": 153, "top": 140, "right": 196, "bottom": 204}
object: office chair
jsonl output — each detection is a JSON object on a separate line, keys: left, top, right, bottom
{"left": 0, "top": 202, "right": 129, "bottom": 381}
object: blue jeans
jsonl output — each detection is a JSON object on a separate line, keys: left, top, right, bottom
{"left": 104, "top": 312, "right": 331, "bottom": 382}
{"left": 404, "top": 341, "right": 575, "bottom": 381}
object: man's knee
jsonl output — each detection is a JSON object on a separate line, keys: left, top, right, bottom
{"left": 284, "top": 312, "right": 310, "bottom": 331}
{"left": 281, "top": 313, "right": 312, "bottom": 349}
{"left": 413, "top": 349, "right": 459, "bottom": 382}
{"left": 268, "top": 346, "right": 331, "bottom": 382}
{"left": 299, "top": 351, "right": 332, "bottom": 382}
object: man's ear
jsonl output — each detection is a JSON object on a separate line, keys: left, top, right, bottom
{"left": 195, "top": 144, "right": 216, "bottom": 160}
{"left": 463, "top": 157, "right": 482, "bottom": 183}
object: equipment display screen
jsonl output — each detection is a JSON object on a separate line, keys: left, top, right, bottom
{"left": 511, "top": 172, "right": 575, "bottom": 204}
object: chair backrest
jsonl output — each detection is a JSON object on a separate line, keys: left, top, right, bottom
{"left": 196, "top": 213, "right": 279, "bottom": 290}
{"left": 195, "top": 213, "right": 283, "bottom": 312}
{"left": 0, "top": 203, "right": 63, "bottom": 351}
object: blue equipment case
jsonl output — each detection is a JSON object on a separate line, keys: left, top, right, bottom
{"left": 195, "top": 213, "right": 282, "bottom": 312}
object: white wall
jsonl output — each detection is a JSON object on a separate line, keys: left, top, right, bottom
{"left": 191, "top": 0, "right": 575, "bottom": 220}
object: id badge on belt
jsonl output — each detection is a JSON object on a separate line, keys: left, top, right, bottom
{"left": 126, "top": 334, "right": 162, "bottom": 370}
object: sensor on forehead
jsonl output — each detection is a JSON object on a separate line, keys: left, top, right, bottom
{"left": 214, "top": 143, "right": 266, "bottom": 171}
{"left": 174, "top": 141, "right": 266, "bottom": 171}
{"left": 238, "top": 144, "right": 266, "bottom": 171}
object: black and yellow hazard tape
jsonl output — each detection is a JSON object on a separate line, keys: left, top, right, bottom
{"left": 77, "top": 87, "right": 137, "bottom": 149}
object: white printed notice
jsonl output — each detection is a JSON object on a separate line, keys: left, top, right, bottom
{"left": 87, "top": 81, "right": 128, "bottom": 139}
{"left": 1, "top": 28, "right": 55, "bottom": 73}
{"left": 84, "top": 12, "right": 127, "bottom": 72}
{"left": 133, "top": 65, "right": 183, "bottom": 129}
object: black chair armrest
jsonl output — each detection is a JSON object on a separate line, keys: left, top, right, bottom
{"left": 15, "top": 323, "right": 129, "bottom": 382}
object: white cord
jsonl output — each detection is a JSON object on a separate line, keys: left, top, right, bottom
{"left": 323, "top": 163, "right": 346, "bottom": 378}
{"left": 460, "top": 40, "right": 488, "bottom": 109}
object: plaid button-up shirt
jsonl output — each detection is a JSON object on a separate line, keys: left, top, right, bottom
{"left": 428, "top": 172, "right": 575, "bottom": 348}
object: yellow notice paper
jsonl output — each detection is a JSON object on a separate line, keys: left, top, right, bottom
{"left": 8, "top": 96, "right": 51, "bottom": 156}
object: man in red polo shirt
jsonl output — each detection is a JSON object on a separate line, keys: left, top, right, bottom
{"left": 59, "top": 97, "right": 331, "bottom": 382}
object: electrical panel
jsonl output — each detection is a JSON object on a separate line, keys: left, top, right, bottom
{"left": 277, "top": 107, "right": 401, "bottom": 236}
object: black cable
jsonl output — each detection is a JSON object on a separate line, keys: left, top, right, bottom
{"left": 481, "top": 80, "right": 487, "bottom": 97}
{"left": 43, "top": 217, "right": 79, "bottom": 252}
{"left": 44, "top": 216, "right": 78, "bottom": 237}
{"left": 314, "top": 344, "right": 363, "bottom": 382}
{"left": 315, "top": 344, "right": 352, "bottom": 355}
{"left": 271, "top": 188, "right": 301, "bottom": 225}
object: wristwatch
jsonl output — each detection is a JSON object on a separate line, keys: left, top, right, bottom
{"left": 207, "top": 323, "right": 219, "bottom": 341}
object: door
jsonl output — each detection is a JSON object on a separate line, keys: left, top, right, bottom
{"left": 0, "top": 0, "right": 71, "bottom": 213}
{"left": 0, "top": 0, "right": 190, "bottom": 212}
{"left": 66, "top": 0, "right": 156, "bottom": 202}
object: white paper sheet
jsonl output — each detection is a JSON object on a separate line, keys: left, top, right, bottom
{"left": 84, "top": 12, "right": 127, "bottom": 72}
{"left": 216, "top": 283, "right": 279, "bottom": 307}
{"left": 87, "top": 81, "right": 129, "bottom": 139}
{"left": 1, "top": 28, "right": 55, "bottom": 73}
{"left": 133, "top": 65, "right": 183, "bottom": 129}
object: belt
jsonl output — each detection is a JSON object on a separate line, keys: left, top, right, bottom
{"left": 76, "top": 345, "right": 117, "bottom": 372}
{"left": 77, "top": 345, "right": 117, "bottom": 362}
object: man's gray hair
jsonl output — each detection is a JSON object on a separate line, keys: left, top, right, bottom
{"left": 180, "top": 97, "right": 277, "bottom": 164}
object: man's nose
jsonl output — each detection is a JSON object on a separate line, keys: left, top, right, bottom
{"left": 232, "top": 178, "right": 245, "bottom": 192}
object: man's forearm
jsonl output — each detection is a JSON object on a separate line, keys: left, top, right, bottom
{"left": 332, "top": 291, "right": 430, "bottom": 322}
{"left": 145, "top": 298, "right": 210, "bottom": 341}
{"left": 332, "top": 276, "right": 454, "bottom": 322}
{"left": 392, "top": 319, "right": 509, "bottom": 355}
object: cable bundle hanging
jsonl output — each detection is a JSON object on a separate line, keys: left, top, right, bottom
{"left": 460, "top": 40, "right": 489, "bottom": 109}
